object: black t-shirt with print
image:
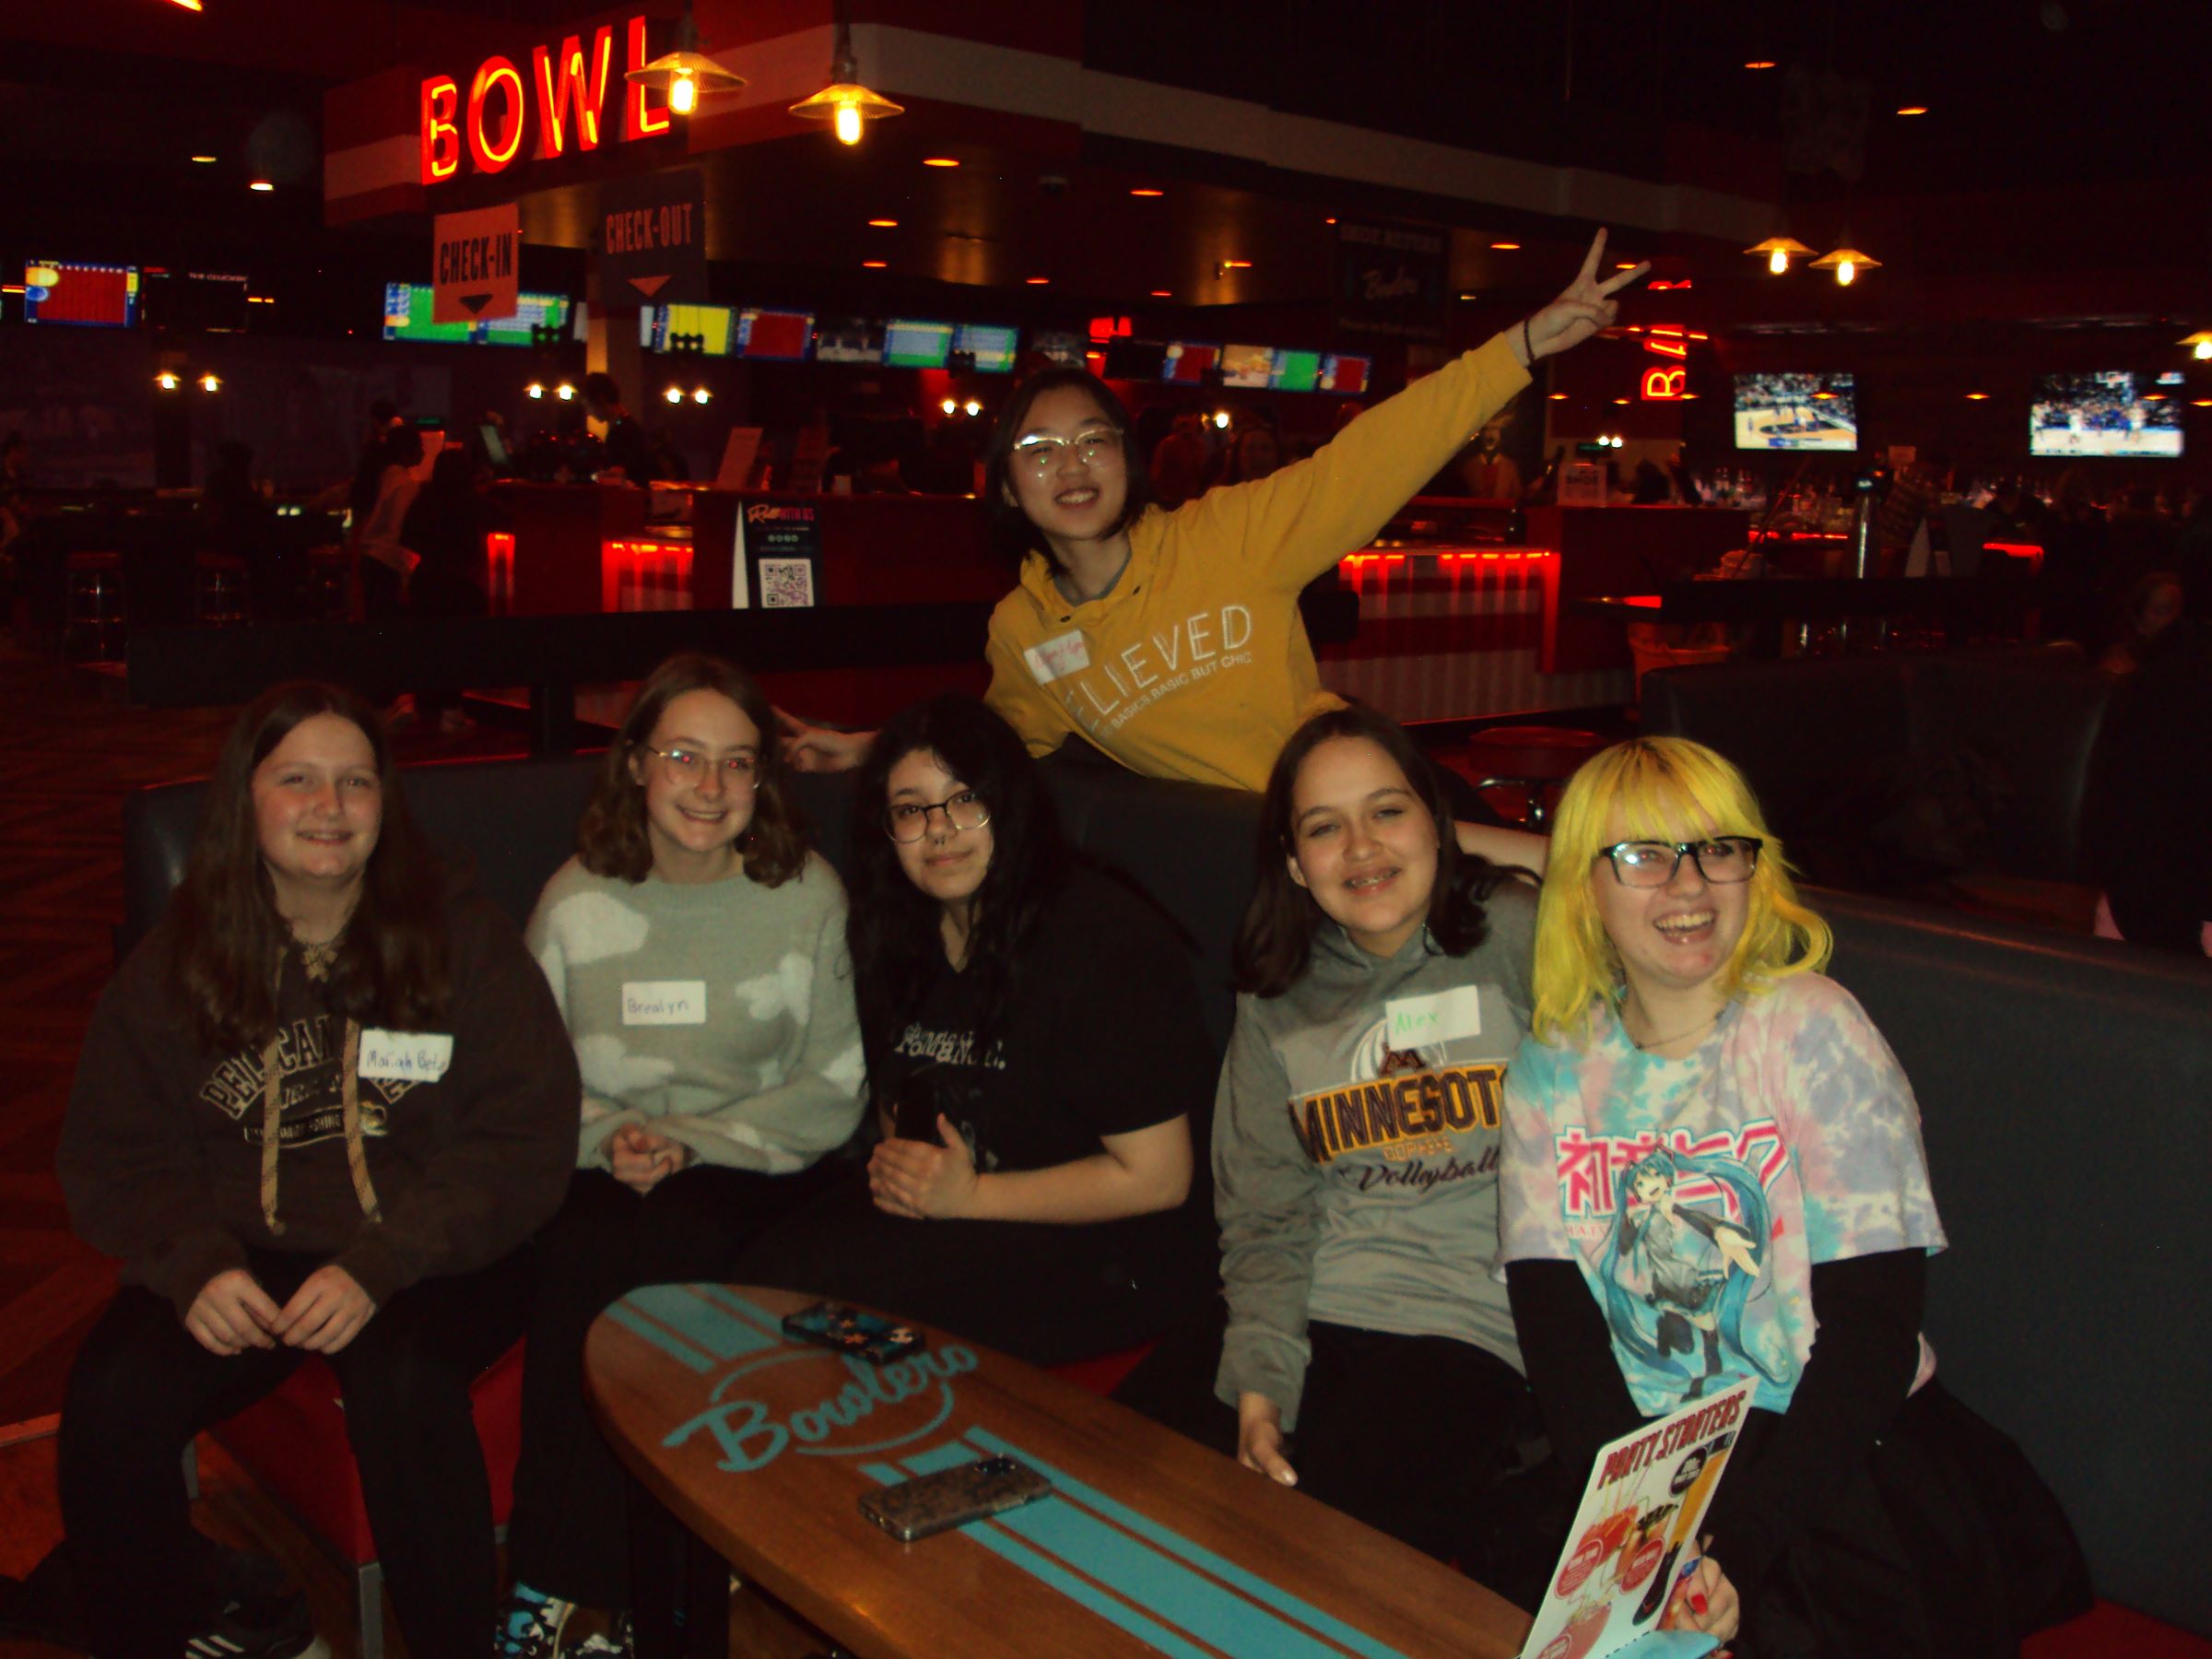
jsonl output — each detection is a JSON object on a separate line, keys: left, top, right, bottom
{"left": 875, "top": 868, "right": 1213, "bottom": 1177}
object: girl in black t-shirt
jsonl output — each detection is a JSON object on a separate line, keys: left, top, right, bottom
{"left": 734, "top": 694, "right": 1216, "bottom": 1362}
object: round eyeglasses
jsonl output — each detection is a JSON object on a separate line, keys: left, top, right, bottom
{"left": 1595, "top": 837, "right": 1763, "bottom": 888}
{"left": 884, "top": 790, "right": 992, "bottom": 843}
{"left": 637, "top": 744, "right": 759, "bottom": 788}
{"left": 1010, "top": 431, "right": 1122, "bottom": 476}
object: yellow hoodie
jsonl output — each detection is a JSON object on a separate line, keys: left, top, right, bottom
{"left": 983, "top": 332, "right": 1531, "bottom": 792}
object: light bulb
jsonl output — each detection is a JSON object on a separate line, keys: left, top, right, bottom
{"left": 670, "top": 73, "right": 697, "bottom": 115}
{"left": 1769, "top": 248, "right": 1788, "bottom": 275}
{"left": 941, "top": 398, "right": 958, "bottom": 417}
{"left": 834, "top": 100, "right": 863, "bottom": 146}
{"left": 156, "top": 372, "right": 180, "bottom": 391}
{"left": 1836, "top": 260, "right": 1856, "bottom": 286}
{"left": 665, "top": 386, "right": 685, "bottom": 404}
{"left": 2196, "top": 340, "right": 2212, "bottom": 360}
{"left": 556, "top": 383, "right": 576, "bottom": 401}
{"left": 1213, "top": 411, "right": 1230, "bottom": 429}
{"left": 692, "top": 388, "right": 710, "bottom": 405}
{"left": 526, "top": 383, "right": 544, "bottom": 400}
{"left": 963, "top": 400, "right": 982, "bottom": 418}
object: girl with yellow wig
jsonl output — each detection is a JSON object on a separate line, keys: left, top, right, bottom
{"left": 1498, "top": 737, "right": 2084, "bottom": 1657}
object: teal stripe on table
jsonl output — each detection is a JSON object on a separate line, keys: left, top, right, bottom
{"left": 622, "top": 1284, "right": 781, "bottom": 1362}
{"left": 860, "top": 1459, "right": 1218, "bottom": 1659}
{"left": 696, "top": 1285, "right": 794, "bottom": 1340}
{"left": 601, "top": 1299, "right": 715, "bottom": 1374}
{"left": 964, "top": 1427, "right": 1406, "bottom": 1659}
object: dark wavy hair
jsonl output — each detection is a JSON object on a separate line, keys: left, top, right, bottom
{"left": 982, "top": 367, "right": 1155, "bottom": 574}
{"left": 576, "top": 653, "right": 806, "bottom": 886}
{"left": 846, "top": 695, "right": 1069, "bottom": 1084}
{"left": 1234, "top": 704, "right": 1502, "bottom": 997}
{"left": 168, "top": 682, "right": 450, "bottom": 1052}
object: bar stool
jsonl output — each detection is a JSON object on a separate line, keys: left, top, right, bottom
{"left": 194, "top": 553, "right": 251, "bottom": 625}
{"left": 63, "top": 550, "right": 127, "bottom": 660}
{"left": 1441, "top": 724, "right": 1608, "bottom": 832}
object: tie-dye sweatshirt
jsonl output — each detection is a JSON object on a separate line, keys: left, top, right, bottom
{"left": 1500, "top": 972, "right": 1947, "bottom": 1418}
{"left": 524, "top": 853, "right": 866, "bottom": 1174}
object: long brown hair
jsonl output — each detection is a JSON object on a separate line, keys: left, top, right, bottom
{"left": 575, "top": 653, "right": 806, "bottom": 885}
{"left": 169, "top": 682, "right": 451, "bottom": 1052}
{"left": 1234, "top": 704, "right": 1502, "bottom": 997}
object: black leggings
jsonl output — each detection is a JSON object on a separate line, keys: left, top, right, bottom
{"left": 59, "top": 1246, "right": 531, "bottom": 1659}
{"left": 504, "top": 1164, "right": 830, "bottom": 1608}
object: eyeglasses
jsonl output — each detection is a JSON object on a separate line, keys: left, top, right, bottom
{"left": 884, "top": 790, "right": 992, "bottom": 843}
{"left": 1010, "top": 430, "right": 1122, "bottom": 476}
{"left": 638, "top": 744, "right": 759, "bottom": 787}
{"left": 1595, "top": 837, "right": 1764, "bottom": 887}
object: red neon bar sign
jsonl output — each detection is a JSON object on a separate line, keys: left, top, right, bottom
{"left": 421, "top": 14, "right": 668, "bottom": 185}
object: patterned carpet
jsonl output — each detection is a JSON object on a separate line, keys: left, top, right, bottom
{"left": 0, "top": 649, "right": 528, "bottom": 1427}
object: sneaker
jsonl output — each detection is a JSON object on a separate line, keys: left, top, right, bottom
{"left": 494, "top": 1587, "right": 573, "bottom": 1659}
{"left": 184, "top": 1590, "right": 329, "bottom": 1659}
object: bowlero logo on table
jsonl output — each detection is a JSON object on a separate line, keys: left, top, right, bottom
{"left": 666, "top": 1344, "right": 981, "bottom": 1473}
{"left": 419, "top": 13, "right": 672, "bottom": 185}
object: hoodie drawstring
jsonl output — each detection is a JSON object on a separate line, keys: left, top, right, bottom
{"left": 257, "top": 1016, "right": 382, "bottom": 1236}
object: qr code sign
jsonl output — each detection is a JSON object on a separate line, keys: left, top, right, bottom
{"left": 759, "top": 559, "right": 816, "bottom": 609}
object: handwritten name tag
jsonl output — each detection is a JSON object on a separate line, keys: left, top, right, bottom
{"left": 1023, "top": 630, "right": 1090, "bottom": 686}
{"left": 1385, "top": 986, "right": 1483, "bottom": 1049}
{"left": 623, "top": 980, "right": 707, "bottom": 1026}
{"left": 359, "top": 1029, "right": 454, "bottom": 1083}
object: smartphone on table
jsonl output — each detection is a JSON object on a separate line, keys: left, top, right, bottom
{"left": 781, "top": 1300, "right": 924, "bottom": 1365}
{"left": 859, "top": 1455, "right": 1053, "bottom": 1542}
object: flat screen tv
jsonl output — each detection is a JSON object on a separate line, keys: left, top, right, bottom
{"left": 1319, "top": 353, "right": 1371, "bottom": 395}
{"left": 814, "top": 317, "right": 884, "bottom": 365}
{"left": 883, "top": 318, "right": 955, "bottom": 370}
{"left": 643, "top": 303, "right": 735, "bottom": 356}
{"left": 1733, "top": 372, "right": 1858, "bottom": 452}
{"left": 1271, "top": 349, "right": 1323, "bottom": 394}
{"left": 952, "top": 323, "right": 1019, "bottom": 373}
{"left": 1161, "top": 342, "right": 1219, "bottom": 384}
{"left": 480, "top": 293, "right": 573, "bottom": 347}
{"left": 736, "top": 308, "right": 812, "bottom": 360}
{"left": 1219, "top": 344, "right": 1276, "bottom": 389}
{"left": 1030, "top": 330, "right": 1086, "bottom": 369}
{"left": 142, "top": 270, "right": 248, "bottom": 333}
{"left": 26, "top": 261, "right": 140, "bottom": 327}
{"left": 2030, "top": 371, "right": 2182, "bottom": 459}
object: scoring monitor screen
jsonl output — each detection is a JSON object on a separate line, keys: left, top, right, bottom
{"left": 1319, "top": 353, "right": 1371, "bottom": 394}
{"left": 1161, "top": 342, "right": 1220, "bottom": 384}
{"left": 953, "top": 323, "right": 1019, "bottom": 373}
{"left": 25, "top": 261, "right": 140, "bottom": 327}
{"left": 737, "top": 308, "right": 814, "bottom": 360}
{"left": 884, "top": 318, "right": 956, "bottom": 369}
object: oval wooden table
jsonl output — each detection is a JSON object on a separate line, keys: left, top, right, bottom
{"left": 586, "top": 1284, "right": 1535, "bottom": 1659}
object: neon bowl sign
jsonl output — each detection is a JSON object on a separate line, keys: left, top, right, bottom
{"left": 421, "top": 14, "right": 670, "bottom": 184}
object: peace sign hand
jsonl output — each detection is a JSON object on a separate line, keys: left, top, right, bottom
{"left": 1523, "top": 229, "right": 1652, "bottom": 362}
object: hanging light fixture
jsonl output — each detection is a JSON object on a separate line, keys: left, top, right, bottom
{"left": 1744, "top": 235, "right": 1814, "bottom": 276}
{"left": 625, "top": 4, "right": 747, "bottom": 116}
{"left": 2178, "top": 329, "right": 2212, "bottom": 361}
{"left": 1809, "top": 243, "right": 1881, "bottom": 286}
{"left": 789, "top": 11, "right": 903, "bottom": 144}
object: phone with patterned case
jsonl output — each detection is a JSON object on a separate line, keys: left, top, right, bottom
{"left": 858, "top": 1455, "right": 1053, "bottom": 1542}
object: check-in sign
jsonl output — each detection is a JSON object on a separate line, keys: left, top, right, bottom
{"left": 431, "top": 202, "right": 521, "bottom": 324}
{"left": 599, "top": 168, "right": 706, "bottom": 304}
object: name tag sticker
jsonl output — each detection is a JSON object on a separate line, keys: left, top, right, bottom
{"left": 623, "top": 980, "right": 707, "bottom": 1026}
{"left": 359, "top": 1029, "right": 454, "bottom": 1083}
{"left": 1385, "top": 986, "right": 1484, "bottom": 1049}
{"left": 1023, "top": 630, "right": 1090, "bottom": 686}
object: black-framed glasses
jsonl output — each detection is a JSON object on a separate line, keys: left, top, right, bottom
{"left": 636, "top": 743, "right": 759, "bottom": 787}
{"left": 1010, "top": 430, "right": 1122, "bottom": 476}
{"left": 884, "top": 790, "right": 992, "bottom": 843}
{"left": 1595, "top": 837, "right": 1763, "bottom": 888}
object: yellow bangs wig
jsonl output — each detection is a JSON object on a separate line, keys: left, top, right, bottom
{"left": 1529, "top": 735, "right": 1832, "bottom": 1044}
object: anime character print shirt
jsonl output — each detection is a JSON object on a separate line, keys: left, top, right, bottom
{"left": 1500, "top": 972, "right": 1947, "bottom": 1418}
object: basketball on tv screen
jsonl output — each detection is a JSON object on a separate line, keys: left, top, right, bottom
{"left": 2031, "top": 371, "right": 2182, "bottom": 459}
{"left": 1733, "top": 372, "right": 1858, "bottom": 452}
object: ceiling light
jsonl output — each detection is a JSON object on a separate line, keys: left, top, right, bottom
{"left": 1149, "top": 289, "right": 1171, "bottom": 298}
{"left": 1615, "top": 263, "right": 1637, "bottom": 270}
{"left": 1025, "top": 276, "right": 1050, "bottom": 285}
{"left": 940, "top": 398, "right": 958, "bottom": 417}
{"left": 199, "top": 373, "right": 221, "bottom": 393}
{"left": 963, "top": 400, "right": 982, "bottom": 417}
{"left": 2179, "top": 329, "right": 2212, "bottom": 359}
{"left": 155, "top": 371, "right": 181, "bottom": 391}
{"left": 249, "top": 180, "right": 273, "bottom": 192}
{"left": 665, "top": 386, "right": 685, "bottom": 404}
{"left": 692, "top": 388, "right": 711, "bottom": 405}
{"left": 1547, "top": 393, "right": 1568, "bottom": 401}
{"left": 556, "top": 382, "right": 576, "bottom": 401}
{"left": 1809, "top": 244, "right": 1880, "bottom": 285}
{"left": 526, "top": 383, "right": 545, "bottom": 400}
{"left": 1222, "top": 260, "right": 1253, "bottom": 269}
{"left": 167, "top": 0, "right": 203, "bottom": 9}
{"left": 1612, "top": 397, "right": 1630, "bottom": 405}
{"left": 1458, "top": 291, "right": 1478, "bottom": 301}
{"left": 190, "top": 154, "right": 217, "bottom": 164}
{"left": 1896, "top": 106, "right": 1928, "bottom": 116}
{"left": 790, "top": 18, "right": 904, "bottom": 145}
{"left": 867, "top": 218, "right": 898, "bottom": 228}
{"left": 922, "top": 157, "right": 959, "bottom": 168}
{"left": 627, "top": 5, "right": 747, "bottom": 115}
{"left": 1964, "top": 393, "right": 1989, "bottom": 401}
{"left": 1490, "top": 241, "right": 1521, "bottom": 251}
{"left": 1745, "top": 235, "right": 1813, "bottom": 275}
{"left": 1744, "top": 60, "right": 1775, "bottom": 70}
{"left": 1130, "top": 188, "right": 1163, "bottom": 197}
{"left": 1212, "top": 412, "right": 1230, "bottom": 429}
{"left": 2194, "top": 399, "right": 2212, "bottom": 407}
{"left": 862, "top": 260, "right": 887, "bottom": 268}
{"left": 1324, "top": 217, "right": 1335, "bottom": 225}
